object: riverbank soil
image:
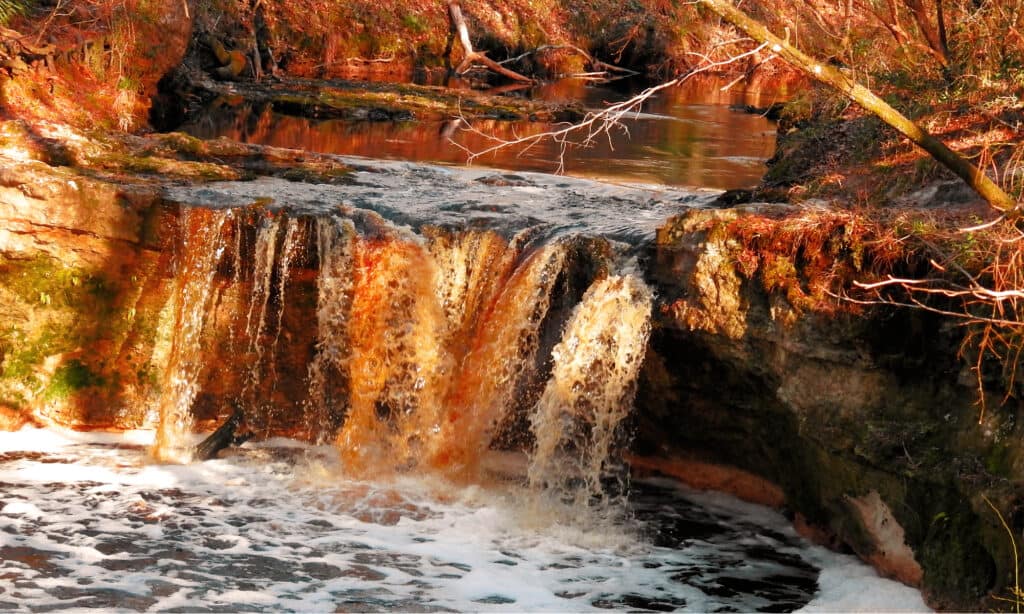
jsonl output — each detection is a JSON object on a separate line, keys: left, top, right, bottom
{"left": 2, "top": 0, "right": 1024, "bottom": 610}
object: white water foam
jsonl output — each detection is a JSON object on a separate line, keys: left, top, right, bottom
{"left": 0, "top": 429, "right": 929, "bottom": 612}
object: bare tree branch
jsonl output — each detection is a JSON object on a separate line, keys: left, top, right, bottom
{"left": 447, "top": 1, "right": 533, "bottom": 83}
{"left": 695, "top": 0, "right": 1020, "bottom": 215}
{"left": 448, "top": 41, "right": 770, "bottom": 169}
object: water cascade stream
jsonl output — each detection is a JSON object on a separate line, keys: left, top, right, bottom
{"left": 151, "top": 208, "right": 231, "bottom": 463}
{"left": 149, "top": 200, "right": 650, "bottom": 499}
{"left": 0, "top": 165, "right": 930, "bottom": 612}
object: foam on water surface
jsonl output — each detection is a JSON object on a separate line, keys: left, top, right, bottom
{"left": 0, "top": 430, "right": 929, "bottom": 612}
{"left": 161, "top": 160, "right": 720, "bottom": 247}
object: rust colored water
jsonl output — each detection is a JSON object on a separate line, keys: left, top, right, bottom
{"left": 337, "top": 235, "right": 452, "bottom": 473}
{"left": 151, "top": 208, "right": 230, "bottom": 463}
{"left": 314, "top": 224, "right": 592, "bottom": 480}
{"left": 427, "top": 240, "right": 568, "bottom": 475}
{"left": 138, "top": 203, "right": 650, "bottom": 494}
{"left": 303, "top": 217, "right": 356, "bottom": 443}
{"left": 180, "top": 78, "right": 780, "bottom": 190}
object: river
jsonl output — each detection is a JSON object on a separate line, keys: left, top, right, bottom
{"left": 179, "top": 78, "right": 779, "bottom": 190}
{"left": 0, "top": 79, "right": 933, "bottom": 612}
{"left": 0, "top": 429, "right": 928, "bottom": 612}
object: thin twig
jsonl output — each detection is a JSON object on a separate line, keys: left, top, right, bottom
{"left": 449, "top": 42, "right": 769, "bottom": 169}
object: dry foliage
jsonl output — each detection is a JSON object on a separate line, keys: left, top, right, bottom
{"left": 716, "top": 202, "right": 1024, "bottom": 423}
{"left": 846, "top": 213, "right": 1024, "bottom": 419}
{"left": 721, "top": 208, "right": 915, "bottom": 313}
{"left": 1, "top": 0, "right": 190, "bottom": 129}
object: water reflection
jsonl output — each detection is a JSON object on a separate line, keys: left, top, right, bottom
{"left": 179, "top": 79, "right": 781, "bottom": 190}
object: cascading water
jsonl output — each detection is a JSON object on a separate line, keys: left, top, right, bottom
{"left": 147, "top": 195, "right": 651, "bottom": 501}
{"left": 1, "top": 166, "right": 930, "bottom": 612}
{"left": 238, "top": 216, "right": 302, "bottom": 435}
{"left": 239, "top": 215, "right": 281, "bottom": 432}
{"left": 303, "top": 216, "right": 356, "bottom": 442}
{"left": 267, "top": 218, "right": 301, "bottom": 397}
{"left": 151, "top": 208, "right": 230, "bottom": 463}
{"left": 428, "top": 239, "right": 568, "bottom": 474}
{"left": 335, "top": 230, "right": 454, "bottom": 473}
{"left": 528, "top": 274, "right": 653, "bottom": 508}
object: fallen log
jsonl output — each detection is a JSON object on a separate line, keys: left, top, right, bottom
{"left": 194, "top": 405, "right": 252, "bottom": 460}
{"left": 499, "top": 44, "right": 640, "bottom": 79}
{"left": 447, "top": 1, "right": 532, "bottom": 83}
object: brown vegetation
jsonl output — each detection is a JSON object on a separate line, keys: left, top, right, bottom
{"left": 0, "top": 0, "right": 191, "bottom": 129}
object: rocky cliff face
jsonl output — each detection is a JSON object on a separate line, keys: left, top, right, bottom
{"left": 0, "top": 150, "right": 165, "bottom": 429}
{"left": 637, "top": 205, "right": 1024, "bottom": 610}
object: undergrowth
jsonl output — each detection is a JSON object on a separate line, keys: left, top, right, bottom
{"left": 984, "top": 495, "right": 1023, "bottom": 612}
{"left": 719, "top": 205, "right": 1024, "bottom": 426}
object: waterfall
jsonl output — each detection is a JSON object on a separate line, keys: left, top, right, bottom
{"left": 152, "top": 204, "right": 654, "bottom": 507}
{"left": 239, "top": 216, "right": 281, "bottom": 434}
{"left": 151, "top": 208, "right": 230, "bottom": 463}
{"left": 304, "top": 216, "right": 356, "bottom": 443}
{"left": 268, "top": 218, "right": 301, "bottom": 393}
{"left": 243, "top": 216, "right": 301, "bottom": 435}
{"left": 336, "top": 235, "right": 451, "bottom": 473}
{"left": 527, "top": 275, "right": 653, "bottom": 507}
{"left": 427, "top": 240, "right": 567, "bottom": 474}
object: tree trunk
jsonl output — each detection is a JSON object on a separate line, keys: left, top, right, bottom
{"left": 903, "top": 0, "right": 949, "bottom": 68}
{"left": 194, "top": 406, "right": 252, "bottom": 460}
{"left": 447, "top": 1, "right": 533, "bottom": 83}
{"left": 698, "top": 0, "right": 1019, "bottom": 215}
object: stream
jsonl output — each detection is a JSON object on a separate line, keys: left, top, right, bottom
{"left": 179, "top": 78, "right": 779, "bottom": 190}
{"left": 0, "top": 430, "right": 928, "bottom": 612}
{"left": 1, "top": 79, "right": 933, "bottom": 612}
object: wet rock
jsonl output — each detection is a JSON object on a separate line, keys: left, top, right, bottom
{"left": 638, "top": 206, "right": 1024, "bottom": 610}
{"left": 845, "top": 490, "right": 923, "bottom": 587}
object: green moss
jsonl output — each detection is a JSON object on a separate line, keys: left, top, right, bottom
{"left": 919, "top": 502, "right": 997, "bottom": 607}
{"left": 157, "top": 132, "right": 208, "bottom": 156}
{"left": 1, "top": 326, "right": 65, "bottom": 384}
{"left": 760, "top": 254, "right": 798, "bottom": 292}
{"left": 2, "top": 257, "right": 117, "bottom": 314}
{"left": 44, "top": 359, "right": 105, "bottom": 400}
{"left": 95, "top": 150, "right": 237, "bottom": 180}
{"left": 279, "top": 166, "right": 354, "bottom": 184}
{"left": 99, "top": 153, "right": 165, "bottom": 173}
{"left": 0, "top": 256, "right": 125, "bottom": 395}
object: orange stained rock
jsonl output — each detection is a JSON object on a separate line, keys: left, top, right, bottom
{"left": 626, "top": 454, "right": 787, "bottom": 509}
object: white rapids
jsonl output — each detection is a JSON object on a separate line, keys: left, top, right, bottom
{"left": 0, "top": 429, "right": 929, "bottom": 612}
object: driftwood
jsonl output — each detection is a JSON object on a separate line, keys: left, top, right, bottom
{"left": 194, "top": 405, "right": 252, "bottom": 461}
{"left": 447, "top": 1, "right": 532, "bottom": 83}
{"left": 499, "top": 44, "right": 639, "bottom": 79}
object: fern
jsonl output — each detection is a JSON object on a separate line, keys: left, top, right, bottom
{"left": 0, "top": 0, "right": 32, "bottom": 26}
